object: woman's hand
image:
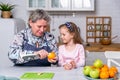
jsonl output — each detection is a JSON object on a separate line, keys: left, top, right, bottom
{"left": 34, "top": 49, "right": 48, "bottom": 59}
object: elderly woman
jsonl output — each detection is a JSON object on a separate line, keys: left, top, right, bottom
{"left": 8, "top": 9, "right": 58, "bottom": 66}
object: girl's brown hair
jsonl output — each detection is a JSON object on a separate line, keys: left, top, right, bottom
{"left": 59, "top": 22, "right": 83, "bottom": 44}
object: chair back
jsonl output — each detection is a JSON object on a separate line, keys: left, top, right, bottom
{"left": 104, "top": 51, "right": 120, "bottom": 67}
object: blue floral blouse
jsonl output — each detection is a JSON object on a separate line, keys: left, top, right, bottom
{"left": 8, "top": 27, "right": 58, "bottom": 65}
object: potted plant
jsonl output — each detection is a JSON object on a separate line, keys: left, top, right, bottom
{"left": 0, "top": 2, "right": 15, "bottom": 18}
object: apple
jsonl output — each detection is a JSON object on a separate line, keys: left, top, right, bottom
{"left": 93, "top": 59, "right": 103, "bottom": 68}
{"left": 90, "top": 69, "right": 99, "bottom": 79}
{"left": 83, "top": 66, "right": 92, "bottom": 76}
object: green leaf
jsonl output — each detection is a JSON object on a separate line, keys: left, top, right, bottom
{"left": 0, "top": 2, "right": 16, "bottom": 11}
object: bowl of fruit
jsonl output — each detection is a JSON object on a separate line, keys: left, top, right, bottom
{"left": 83, "top": 59, "right": 118, "bottom": 80}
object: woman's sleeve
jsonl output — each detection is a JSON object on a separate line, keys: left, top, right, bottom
{"left": 75, "top": 45, "right": 85, "bottom": 67}
{"left": 8, "top": 32, "right": 36, "bottom": 64}
{"left": 47, "top": 33, "right": 58, "bottom": 55}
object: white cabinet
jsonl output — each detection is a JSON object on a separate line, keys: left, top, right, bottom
{"left": 0, "top": 19, "right": 26, "bottom": 66}
{"left": 27, "top": 0, "right": 48, "bottom": 10}
{"left": 27, "top": 0, "right": 95, "bottom": 11}
{"left": 49, "top": 0, "right": 71, "bottom": 11}
{"left": 72, "top": 0, "right": 95, "bottom": 11}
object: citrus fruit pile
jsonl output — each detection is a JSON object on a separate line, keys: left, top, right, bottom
{"left": 83, "top": 59, "right": 118, "bottom": 79}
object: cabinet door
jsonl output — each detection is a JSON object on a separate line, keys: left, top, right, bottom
{"left": 49, "top": 0, "right": 70, "bottom": 11}
{"left": 27, "top": 0, "right": 48, "bottom": 10}
{"left": 0, "top": 19, "right": 15, "bottom": 66}
{"left": 27, "top": 0, "right": 95, "bottom": 11}
{"left": 72, "top": 0, "right": 95, "bottom": 11}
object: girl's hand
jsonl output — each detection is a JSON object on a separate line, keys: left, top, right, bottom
{"left": 63, "top": 63, "right": 73, "bottom": 70}
{"left": 70, "top": 60, "right": 76, "bottom": 69}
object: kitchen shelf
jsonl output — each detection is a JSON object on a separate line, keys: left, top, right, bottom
{"left": 86, "top": 16, "right": 111, "bottom": 43}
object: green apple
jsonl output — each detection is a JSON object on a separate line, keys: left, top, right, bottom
{"left": 83, "top": 66, "right": 92, "bottom": 76}
{"left": 93, "top": 59, "right": 103, "bottom": 68}
{"left": 90, "top": 69, "right": 99, "bottom": 79}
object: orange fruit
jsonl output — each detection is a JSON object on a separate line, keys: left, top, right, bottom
{"left": 100, "top": 71, "right": 109, "bottom": 79}
{"left": 48, "top": 52, "right": 56, "bottom": 59}
{"left": 103, "top": 64, "right": 109, "bottom": 69}
{"left": 101, "top": 64, "right": 109, "bottom": 72}
{"left": 109, "top": 66, "right": 118, "bottom": 78}
{"left": 109, "top": 69, "right": 116, "bottom": 78}
{"left": 109, "top": 66, "right": 118, "bottom": 73}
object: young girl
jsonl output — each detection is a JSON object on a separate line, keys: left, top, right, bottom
{"left": 58, "top": 22, "right": 85, "bottom": 70}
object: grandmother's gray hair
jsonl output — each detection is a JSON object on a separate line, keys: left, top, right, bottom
{"left": 28, "top": 9, "right": 51, "bottom": 24}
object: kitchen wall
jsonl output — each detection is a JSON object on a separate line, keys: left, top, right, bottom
{"left": 0, "top": 0, "right": 120, "bottom": 43}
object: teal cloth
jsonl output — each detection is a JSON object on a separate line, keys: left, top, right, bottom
{"left": 5, "top": 77, "right": 19, "bottom": 80}
{"left": 0, "top": 75, "right": 5, "bottom": 80}
{"left": 0, "top": 75, "right": 19, "bottom": 80}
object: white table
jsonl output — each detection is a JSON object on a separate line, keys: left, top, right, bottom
{"left": 1, "top": 65, "right": 120, "bottom": 80}
{"left": 0, "top": 66, "right": 87, "bottom": 80}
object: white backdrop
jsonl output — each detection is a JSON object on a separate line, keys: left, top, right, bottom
{"left": 0, "top": 0, "right": 120, "bottom": 43}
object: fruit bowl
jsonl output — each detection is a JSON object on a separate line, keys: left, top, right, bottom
{"left": 84, "top": 75, "right": 114, "bottom": 80}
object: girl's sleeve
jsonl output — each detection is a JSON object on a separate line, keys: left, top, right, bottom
{"left": 75, "top": 45, "right": 85, "bottom": 67}
{"left": 58, "top": 46, "right": 66, "bottom": 66}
